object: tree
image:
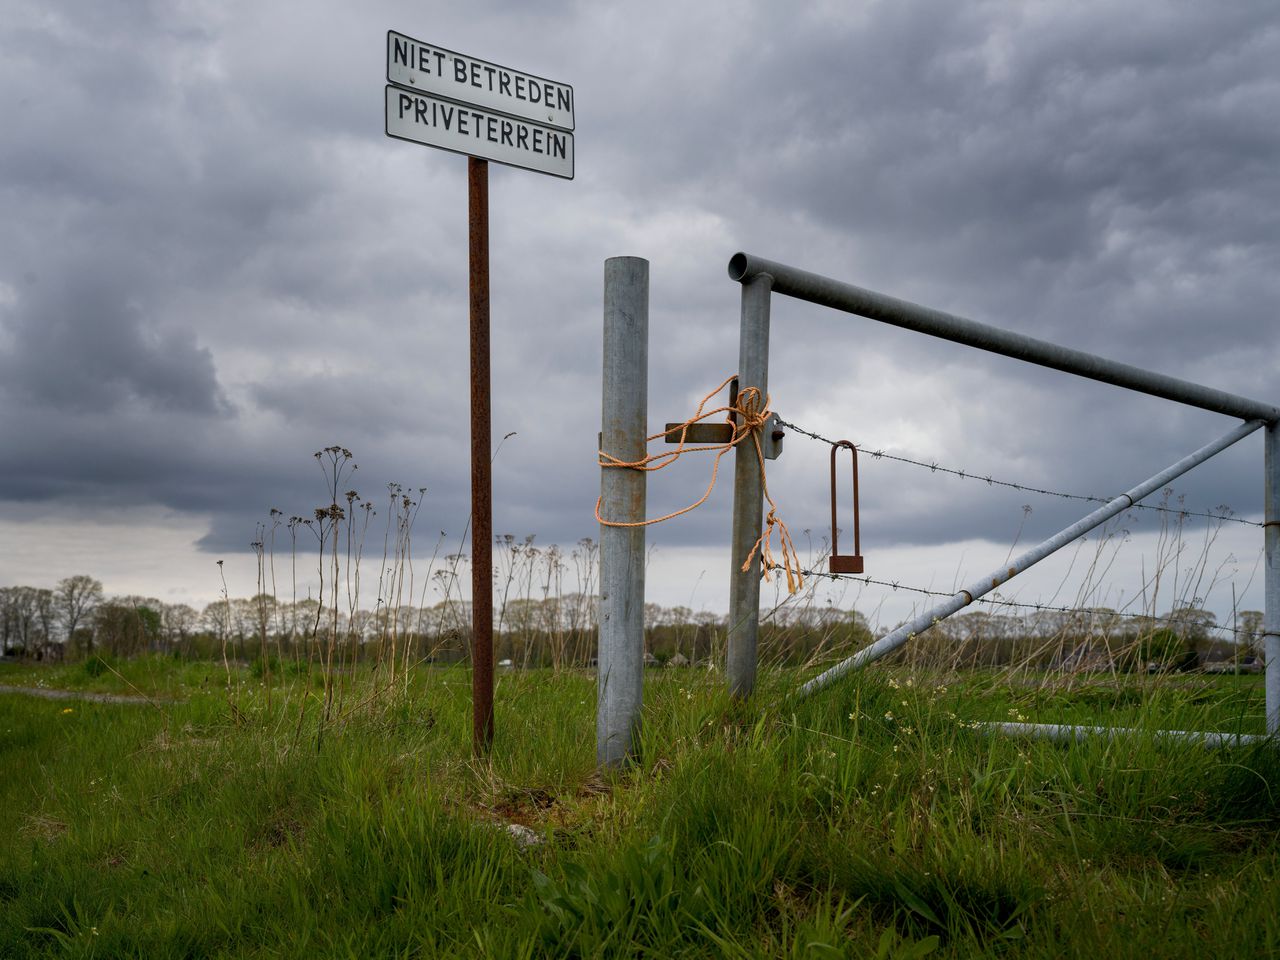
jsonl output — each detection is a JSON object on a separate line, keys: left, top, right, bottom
{"left": 162, "top": 603, "right": 200, "bottom": 657}
{"left": 136, "top": 604, "right": 162, "bottom": 652}
{"left": 1238, "top": 610, "right": 1264, "bottom": 661}
{"left": 33, "top": 589, "right": 55, "bottom": 658}
{"left": 93, "top": 602, "right": 134, "bottom": 657}
{"left": 1, "top": 586, "right": 45, "bottom": 657}
{"left": 0, "top": 588, "right": 14, "bottom": 653}
{"left": 249, "top": 592, "right": 277, "bottom": 648}
{"left": 0, "top": 587, "right": 28, "bottom": 654}
{"left": 1141, "top": 629, "right": 1188, "bottom": 671}
{"left": 56, "top": 575, "right": 103, "bottom": 653}
{"left": 202, "top": 600, "right": 232, "bottom": 660}
{"left": 1167, "top": 605, "right": 1218, "bottom": 669}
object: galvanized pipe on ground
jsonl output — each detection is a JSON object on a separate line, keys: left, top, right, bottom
{"left": 976, "top": 721, "right": 1269, "bottom": 749}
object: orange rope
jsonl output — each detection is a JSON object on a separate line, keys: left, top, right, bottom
{"left": 596, "top": 375, "right": 804, "bottom": 594}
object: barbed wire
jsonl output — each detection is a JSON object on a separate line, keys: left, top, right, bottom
{"left": 782, "top": 565, "right": 1245, "bottom": 639}
{"left": 775, "top": 417, "right": 1262, "bottom": 529}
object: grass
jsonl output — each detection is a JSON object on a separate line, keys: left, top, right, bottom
{"left": 1, "top": 658, "right": 1278, "bottom": 958}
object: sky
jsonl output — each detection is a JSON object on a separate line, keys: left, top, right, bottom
{"left": 1, "top": 0, "right": 1277, "bottom": 633}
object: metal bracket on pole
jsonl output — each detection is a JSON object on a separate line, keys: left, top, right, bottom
{"left": 661, "top": 408, "right": 784, "bottom": 460}
{"left": 662, "top": 422, "right": 734, "bottom": 444}
{"left": 760, "top": 413, "right": 785, "bottom": 460}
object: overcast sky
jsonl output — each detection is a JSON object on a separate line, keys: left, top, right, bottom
{"left": 1, "top": 0, "right": 1276, "bottom": 630}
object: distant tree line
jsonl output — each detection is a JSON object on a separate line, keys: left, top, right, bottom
{"left": 882, "top": 605, "right": 1264, "bottom": 672}
{"left": 0, "top": 575, "right": 1262, "bottom": 674}
{"left": 0, "top": 574, "right": 867, "bottom": 670}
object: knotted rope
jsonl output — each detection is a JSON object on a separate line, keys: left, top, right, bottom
{"left": 596, "top": 374, "right": 804, "bottom": 594}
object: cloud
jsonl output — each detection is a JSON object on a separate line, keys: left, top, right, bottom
{"left": 0, "top": 0, "right": 1275, "bottom": 617}
{"left": 0, "top": 269, "right": 228, "bottom": 416}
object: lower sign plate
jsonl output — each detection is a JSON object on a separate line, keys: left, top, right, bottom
{"left": 385, "top": 86, "right": 574, "bottom": 180}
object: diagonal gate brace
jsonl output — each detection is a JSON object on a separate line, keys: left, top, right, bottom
{"left": 796, "top": 418, "right": 1266, "bottom": 700}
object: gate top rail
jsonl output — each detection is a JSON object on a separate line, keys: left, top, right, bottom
{"left": 728, "top": 252, "right": 1280, "bottom": 424}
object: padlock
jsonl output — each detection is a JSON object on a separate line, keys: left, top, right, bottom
{"left": 829, "top": 440, "right": 863, "bottom": 574}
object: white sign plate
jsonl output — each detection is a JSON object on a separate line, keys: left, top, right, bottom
{"left": 385, "top": 86, "right": 574, "bottom": 180}
{"left": 387, "top": 31, "right": 574, "bottom": 132}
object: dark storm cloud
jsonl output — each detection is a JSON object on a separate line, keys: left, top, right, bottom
{"left": 0, "top": 0, "right": 475, "bottom": 554}
{"left": 697, "top": 0, "right": 1279, "bottom": 562}
{"left": 731, "top": 2, "right": 1280, "bottom": 354}
{"left": 0, "top": 269, "right": 228, "bottom": 416}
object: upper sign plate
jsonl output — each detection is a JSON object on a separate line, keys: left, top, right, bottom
{"left": 387, "top": 31, "right": 574, "bottom": 132}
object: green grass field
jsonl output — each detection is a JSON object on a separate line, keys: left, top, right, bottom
{"left": 2, "top": 658, "right": 1278, "bottom": 958}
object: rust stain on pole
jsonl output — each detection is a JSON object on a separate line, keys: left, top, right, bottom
{"left": 469, "top": 157, "right": 494, "bottom": 754}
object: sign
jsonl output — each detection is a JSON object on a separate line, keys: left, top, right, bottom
{"left": 386, "top": 30, "right": 574, "bottom": 132}
{"left": 385, "top": 86, "right": 574, "bottom": 179}
{"left": 383, "top": 29, "right": 576, "bottom": 753}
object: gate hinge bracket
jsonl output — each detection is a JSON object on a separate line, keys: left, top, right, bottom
{"left": 660, "top": 411, "right": 784, "bottom": 460}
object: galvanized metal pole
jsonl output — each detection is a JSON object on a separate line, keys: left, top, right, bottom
{"left": 598, "top": 257, "right": 648, "bottom": 767}
{"left": 796, "top": 419, "right": 1266, "bottom": 700}
{"left": 728, "top": 253, "right": 1280, "bottom": 423}
{"left": 468, "top": 157, "right": 494, "bottom": 754}
{"left": 1265, "top": 420, "right": 1280, "bottom": 734}
{"left": 727, "top": 273, "right": 773, "bottom": 698}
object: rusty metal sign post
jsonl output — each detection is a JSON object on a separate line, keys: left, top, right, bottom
{"left": 468, "top": 157, "right": 494, "bottom": 751}
{"left": 385, "top": 30, "right": 574, "bottom": 755}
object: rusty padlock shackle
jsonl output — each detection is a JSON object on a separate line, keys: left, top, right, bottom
{"left": 829, "top": 440, "right": 863, "bottom": 574}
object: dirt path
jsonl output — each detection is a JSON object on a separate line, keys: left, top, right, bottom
{"left": 0, "top": 684, "right": 172, "bottom": 705}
